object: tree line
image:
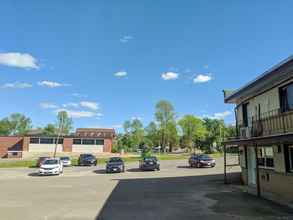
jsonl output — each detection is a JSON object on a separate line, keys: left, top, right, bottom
{"left": 114, "top": 100, "right": 235, "bottom": 153}
{"left": 0, "top": 111, "right": 73, "bottom": 136}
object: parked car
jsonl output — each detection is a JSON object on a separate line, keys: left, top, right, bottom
{"left": 78, "top": 154, "right": 97, "bottom": 166}
{"left": 39, "top": 158, "right": 63, "bottom": 175}
{"left": 189, "top": 154, "right": 216, "bottom": 168}
{"left": 37, "top": 156, "right": 50, "bottom": 167}
{"left": 139, "top": 156, "right": 160, "bottom": 171}
{"left": 106, "top": 157, "right": 125, "bottom": 173}
{"left": 60, "top": 156, "right": 71, "bottom": 167}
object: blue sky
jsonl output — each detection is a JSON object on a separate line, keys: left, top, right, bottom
{"left": 0, "top": 1, "right": 293, "bottom": 132}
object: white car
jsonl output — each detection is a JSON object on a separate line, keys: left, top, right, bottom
{"left": 39, "top": 158, "right": 63, "bottom": 176}
{"left": 60, "top": 156, "right": 71, "bottom": 167}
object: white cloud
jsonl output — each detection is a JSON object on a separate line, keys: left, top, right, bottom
{"left": 80, "top": 101, "right": 99, "bottom": 110}
{"left": 114, "top": 71, "right": 127, "bottom": 77}
{"left": 204, "top": 111, "right": 232, "bottom": 120}
{"left": 1, "top": 82, "right": 33, "bottom": 89}
{"left": 120, "top": 35, "right": 133, "bottom": 43}
{"left": 161, "top": 72, "right": 179, "bottom": 80}
{"left": 193, "top": 74, "right": 212, "bottom": 83}
{"left": 0, "top": 52, "right": 39, "bottom": 69}
{"left": 213, "top": 111, "right": 232, "bottom": 119}
{"left": 112, "top": 124, "right": 122, "bottom": 129}
{"left": 72, "top": 93, "right": 88, "bottom": 98}
{"left": 62, "top": 102, "right": 79, "bottom": 108}
{"left": 38, "top": 80, "right": 69, "bottom": 88}
{"left": 131, "top": 116, "right": 143, "bottom": 121}
{"left": 55, "top": 109, "right": 98, "bottom": 118}
{"left": 40, "top": 102, "right": 58, "bottom": 109}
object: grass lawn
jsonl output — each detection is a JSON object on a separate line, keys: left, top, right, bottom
{"left": 0, "top": 152, "right": 223, "bottom": 168}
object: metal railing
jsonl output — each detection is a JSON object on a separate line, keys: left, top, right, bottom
{"left": 234, "top": 108, "right": 293, "bottom": 139}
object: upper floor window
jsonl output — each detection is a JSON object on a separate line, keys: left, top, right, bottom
{"left": 280, "top": 83, "right": 293, "bottom": 112}
{"left": 242, "top": 103, "right": 249, "bottom": 127}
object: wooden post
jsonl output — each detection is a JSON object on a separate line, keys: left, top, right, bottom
{"left": 254, "top": 144, "right": 261, "bottom": 197}
{"left": 224, "top": 144, "right": 227, "bottom": 184}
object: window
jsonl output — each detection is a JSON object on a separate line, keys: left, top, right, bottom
{"left": 30, "top": 138, "right": 40, "bottom": 144}
{"left": 82, "top": 139, "right": 95, "bottom": 145}
{"left": 96, "top": 139, "right": 104, "bottom": 145}
{"left": 73, "top": 139, "right": 81, "bottom": 145}
{"left": 242, "top": 103, "right": 249, "bottom": 127}
{"left": 280, "top": 83, "right": 293, "bottom": 112}
{"left": 257, "top": 146, "right": 274, "bottom": 168}
{"left": 54, "top": 138, "right": 63, "bottom": 144}
{"left": 40, "top": 138, "right": 54, "bottom": 144}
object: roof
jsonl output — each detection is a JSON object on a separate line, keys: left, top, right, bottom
{"left": 224, "top": 55, "right": 293, "bottom": 104}
{"left": 75, "top": 128, "right": 115, "bottom": 138}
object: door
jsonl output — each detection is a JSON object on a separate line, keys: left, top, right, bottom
{"left": 247, "top": 147, "right": 256, "bottom": 186}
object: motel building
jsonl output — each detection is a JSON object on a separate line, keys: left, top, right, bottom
{"left": 223, "top": 56, "right": 293, "bottom": 207}
{"left": 0, "top": 128, "right": 115, "bottom": 158}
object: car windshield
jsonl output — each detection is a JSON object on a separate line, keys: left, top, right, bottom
{"left": 43, "top": 159, "right": 58, "bottom": 165}
{"left": 109, "top": 157, "right": 122, "bottom": 163}
{"left": 60, "top": 157, "right": 70, "bottom": 160}
{"left": 199, "top": 155, "right": 212, "bottom": 160}
{"left": 144, "top": 157, "right": 156, "bottom": 162}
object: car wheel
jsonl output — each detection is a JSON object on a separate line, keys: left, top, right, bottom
{"left": 196, "top": 163, "right": 201, "bottom": 168}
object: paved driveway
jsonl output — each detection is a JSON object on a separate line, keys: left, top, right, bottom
{"left": 0, "top": 158, "right": 292, "bottom": 220}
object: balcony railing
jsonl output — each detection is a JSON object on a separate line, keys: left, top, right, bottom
{"left": 235, "top": 108, "right": 293, "bottom": 139}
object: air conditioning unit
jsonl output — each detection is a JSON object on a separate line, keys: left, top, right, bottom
{"left": 240, "top": 127, "right": 251, "bottom": 138}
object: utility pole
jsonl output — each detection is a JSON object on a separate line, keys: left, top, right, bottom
{"left": 53, "top": 113, "right": 64, "bottom": 158}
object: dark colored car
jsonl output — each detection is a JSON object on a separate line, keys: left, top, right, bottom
{"left": 78, "top": 154, "right": 97, "bottom": 166}
{"left": 106, "top": 157, "right": 125, "bottom": 173}
{"left": 139, "top": 156, "right": 160, "bottom": 171}
{"left": 189, "top": 154, "right": 216, "bottom": 168}
{"left": 37, "top": 156, "right": 50, "bottom": 167}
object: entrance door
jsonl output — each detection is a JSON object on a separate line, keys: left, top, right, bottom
{"left": 247, "top": 147, "right": 256, "bottom": 186}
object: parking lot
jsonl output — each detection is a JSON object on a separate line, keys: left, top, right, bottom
{"left": 0, "top": 158, "right": 293, "bottom": 220}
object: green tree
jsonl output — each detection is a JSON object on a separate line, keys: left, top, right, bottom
{"left": 130, "top": 119, "right": 145, "bottom": 149}
{"left": 56, "top": 111, "right": 73, "bottom": 135}
{"left": 202, "top": 118, "right": 226, "bottom": 152}
{"left": 0, "top": 118, "right": 11, "bottom": 135}
{"left": 178, "top": 115, "right": 207, "bottom": 152}
{"left": 144, "top": 121, "right": 159, "bottom": 147}
{"left": 43, "top": 123, "right": 57, "bottom": 136}
{"left": 155, "top": 100, "right": 176, "bottom": 151}
{"left": 7, "top": 113, "right": 32, "bottom": 135}
{"left": 166, "top": 121, "right": 179, "bottom": 152}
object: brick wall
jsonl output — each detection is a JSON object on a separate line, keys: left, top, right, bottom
{"left": 103, "top": 139, "right": 112, "bottom": 153}
{"left": 0, "top": 137, "right": 23, "bottom": 158}
{"left": 63, "top": 138, "right": 73, "bottom": 152}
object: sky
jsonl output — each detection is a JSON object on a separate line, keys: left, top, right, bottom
{"left": 0, "top": 1, "right": 293, "bottom": 132}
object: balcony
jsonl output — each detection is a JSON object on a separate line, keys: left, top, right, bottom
{"left": 235, "top": 108, "right": 293, "bottom": 139}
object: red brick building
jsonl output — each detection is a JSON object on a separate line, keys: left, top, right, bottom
{"left": 0, "top": 128, "right": 115, "bottom": 158}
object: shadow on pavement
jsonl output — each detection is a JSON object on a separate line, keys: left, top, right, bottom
{"left": 93, "top": 169, "right": 106, "bottom": 174}
{"left": 27, "top": 172, "right": 40, "bottom": 177}
{"left": 176, "top": 165, "right": 192, "bottom": 169}
{"left": 95, "top": 173, "right": 293, "bottom": 220}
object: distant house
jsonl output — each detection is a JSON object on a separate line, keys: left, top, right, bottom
{"left": 0, "top": 128, "right": 115, "bottom": 158}
{"left": 223, "top": 56, "right": 293, "bottom": 206}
